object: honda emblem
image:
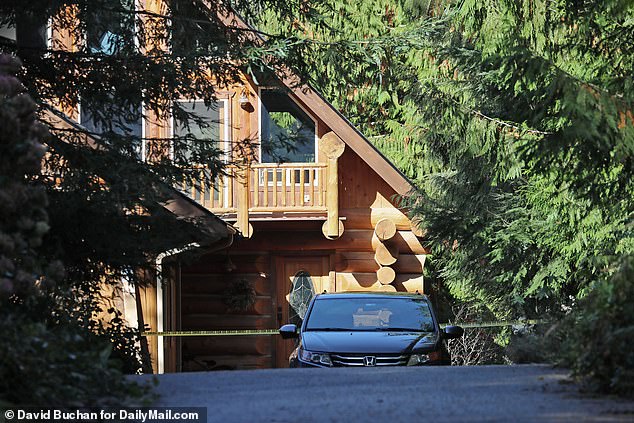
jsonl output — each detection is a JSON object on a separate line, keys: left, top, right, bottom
{"left": 363, "top": 356, "right": 376, "bottom": 366}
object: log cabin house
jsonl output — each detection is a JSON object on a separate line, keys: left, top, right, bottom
{"left": 8, "top": 1, "right": 430, "bottom": 373}
{"left": 166, "top": 7, "right": 430, "bottom": 373}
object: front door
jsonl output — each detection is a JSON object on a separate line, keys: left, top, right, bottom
{"left": 275, "top": 256, "right": 329, "bottom": 368}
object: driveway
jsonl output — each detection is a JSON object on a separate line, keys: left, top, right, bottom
{"left": 140, "top": 364, "right": 633, "bottom": 422}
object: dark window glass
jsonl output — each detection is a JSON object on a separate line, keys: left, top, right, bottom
{"left": 170, "top": 2, "right": 225, "bottom": 57}
{"left": 261, "top": 90, "right": 315, "bottom": 163}
{"left": 85, "top": 0, "right": 135, "bottom": 55}
{"left": 305, "top": 298, "right": 434, "bottom": 332}
{"left": 80, "top": 100, "right": 143, "bottom": 157}
{"left": 173, "top": 100, "right": 225, "bottom": 203}
{"left": 173, "top": 100, "right": 224, "bottom": 161}
{"left": 80, "top": 102, "right": 142, "bottom": 137}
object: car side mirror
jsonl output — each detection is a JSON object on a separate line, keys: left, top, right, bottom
{"left": 442, "top": 325, "right": 464, "bottom": 339}
{"left": 279, "top": 324, "right": 298, "bottom": 339}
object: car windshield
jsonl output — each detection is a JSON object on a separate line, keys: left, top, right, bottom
{"left": 305, "top": 297, "right": 434, "bottom": 332}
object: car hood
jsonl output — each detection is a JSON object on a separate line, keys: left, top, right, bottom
{"left": 301, "top": 331, "right": 439, "bottom": 354}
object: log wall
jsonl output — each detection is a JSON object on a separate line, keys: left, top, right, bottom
{"left": 180, "top": 253, "right": 276, "bottom": 371}
{"left": 47, "top": 3, "right": 429, "bottom": 373}
{"left": 179, "top": 143, "right": 428, "bottom": 370}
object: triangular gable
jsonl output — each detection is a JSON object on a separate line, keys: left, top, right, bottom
{"left": 214, "top": 4, "right": 415, "bottom": 196}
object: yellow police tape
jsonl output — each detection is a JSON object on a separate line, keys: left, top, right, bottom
{"left": 142, "top": 320, "right": 547, "bottom": 337}
{"left": 442, "top": 319, "right": 546, "bottom": 329}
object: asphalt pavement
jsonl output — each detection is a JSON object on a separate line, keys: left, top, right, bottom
{"left": 139, "top": 364, "right": 634, "bottom": 422}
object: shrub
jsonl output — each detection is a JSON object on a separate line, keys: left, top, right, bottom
{"left": 0, "top": 315, "right": 152, "bottom": 407}
{"left": 557, "top": 256, "right": 634, "bottom": 396}
{"left": 446, "top": 302, "right": 505, "bottom": 365}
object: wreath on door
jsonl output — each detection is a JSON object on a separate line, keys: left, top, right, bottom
{"left": 223, "top": 278, "right": 256, "bottom": 311}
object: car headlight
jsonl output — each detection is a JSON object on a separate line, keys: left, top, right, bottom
{"left": 408, "top": 351, "right": 443, "bottom": 365}
{"left": 407, "top": 353, "right": 430, "bottom": 366}
{"left": 300, "top": 349, "right": 332, "bottom": 366}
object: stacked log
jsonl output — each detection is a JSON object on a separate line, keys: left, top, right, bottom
{"left": 376, "top": 266, "right": 396, "bottom": 285}
{"left": 374, "top": 241, "right": 399, "bottom": 266}
{"left": 375, "top": 218, "right": 397, "bottom": 241}
{"left": 373, "top": 218, "right": 398, "bottom": 286}
{"left": 410, "top": 217, "right": 426, "bottom": 238}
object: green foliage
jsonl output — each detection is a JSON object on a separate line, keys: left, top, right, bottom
{"left": 0, "top": 0, "right": 325, "bottom": 405}
{"left": 557, "top": 256, "right": 634, "bottom": 396}
{"left": 401, "top": 0, "right": 632, "bottom": 393}
{"left": 0, "top": 54, "right": 149, "bottom": 406}
{"left": 259, "top": 0, "right": 633, "bottom": 393}
{"left": 0, "top": 315, "right": 152, "bottom": 407}
{"left": 253, "top": 0, "right": 447, "bottom": 180}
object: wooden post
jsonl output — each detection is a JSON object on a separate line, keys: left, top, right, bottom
{"left": 236, "top": 165, "right": 252, "bottom": 238}
{"left": 319, "top": 132, "right": 345, "bottom": 239}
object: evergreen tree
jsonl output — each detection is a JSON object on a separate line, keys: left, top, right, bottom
{"left": 400, "top": 0, "right": 633, "bottom": 317}
{"left": 259, "top": 0, "right": 634, "bottom": 388}
{"left": 0, "top": 54, "right": 149, "bottom": 406}
{"left": 252, "top": 0, "right": 449, "bottom": 179}
{"left": 0, "top": 0, "right": 324, "bottom": 404}
{"left": 265, "top": 0, "right": 633, "bottom": 317}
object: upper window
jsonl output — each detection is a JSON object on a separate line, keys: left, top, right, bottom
{"left": 79, "top": 99, "right": 143, "bottom": 158}
{"left": 80, "top": 102, "right": 142, "bottom": 135}
{"left": 85, "top": 0, "right": 136, "bottom": 55}
{"left": 173, "top": 100, "right": 226, "bottom": 164}
{"left": 260, "top": 90, "right": 315, "bottom": 163}
{"left": 79, "top": 1, "right": 142, "bottom": 157}
{"left": 170, "top": 1, "right": 227, "bottom": 57}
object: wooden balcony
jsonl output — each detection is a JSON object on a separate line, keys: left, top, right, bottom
{"left": 179, "top": 163, "right": 328, "bottom": 215}
{"left": 249, "top": 163, "right": 327, "bottom": 213}
{"left": 178, "top": 131, "right": 346, "bottom": 238}
{"left": 179, "top": 163, "right": 336, "bottom": 237}
{"left": 179, "top": 168, "right": 236, "bottom": 212}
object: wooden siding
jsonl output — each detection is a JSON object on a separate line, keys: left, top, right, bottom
{"left": 47, "top": 3, "right": 425, "bottom": 372}
{"left": 179, "top": 254, "right": 276, "bottom": 371}
{"left": 176, "top": 139, "right": 426, "bottom": 370}
{"left": 138, "top": 282, "right": 158, "bottom": 373}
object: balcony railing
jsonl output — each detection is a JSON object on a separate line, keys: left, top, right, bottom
{"left": 178, "top": 168, "right": 235, "bottom": 212}
{"left": 179, "top": 163, "right": 328, "bottom": 214}
{"left": 249, "top": 163, "right": 327, "bottom": 212}
{"left": 178, "top": 130, "right": 345, "bottom": 238}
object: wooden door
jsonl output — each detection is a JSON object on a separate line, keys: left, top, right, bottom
{"left": 275, "top": 256, "right": 328, "bottom": 368}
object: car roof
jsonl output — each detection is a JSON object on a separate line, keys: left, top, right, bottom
{"left": 314, "top": 292, "right": 430, "bottom": 301}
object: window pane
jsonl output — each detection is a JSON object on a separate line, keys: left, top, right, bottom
{"left": 289, "top": 271, "right": 315, "bottom": 326}
{"left": 173, "top": 100, "right": 223, "bottom": 162}
{"left": 80, "top": 99, "right": 143, "bottom": 157}
{"left": 170, "top": 1, "right": 227, "bottom": 57}
{"left": 261, "top": 90, "right": 315, "bottom": 163}
{"left": 80, "top": 102, "right": 142, "bottom": 136}
{"left": 86, "top": 0, "right": 135, "bottom": 55}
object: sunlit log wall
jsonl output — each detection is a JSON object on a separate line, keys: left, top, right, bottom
{"left": 179, "top": 132, "right": 429, "bottom": 370}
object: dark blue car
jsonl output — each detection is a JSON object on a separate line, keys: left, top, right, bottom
{"left": 279, "top": 292, "right": 464, "bottom": 367}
